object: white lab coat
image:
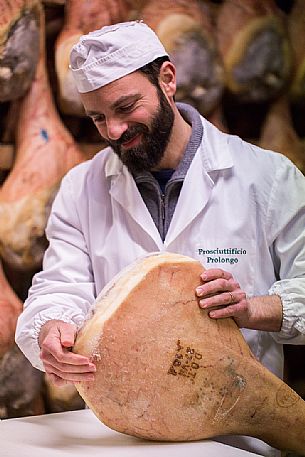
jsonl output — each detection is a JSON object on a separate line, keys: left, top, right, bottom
{"left": 16, "top": 117, "right": 305, "bottom": 457}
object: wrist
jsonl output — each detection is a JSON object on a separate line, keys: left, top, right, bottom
{"left": 247, "top": 295, "right": 283, "bottom": 332}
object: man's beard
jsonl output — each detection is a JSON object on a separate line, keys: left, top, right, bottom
{"left": 106, "top": 88, "right": 175, "bottom": 174}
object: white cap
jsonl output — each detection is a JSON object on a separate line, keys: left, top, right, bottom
{"left": 70, "top": 21, "right": 168, "bottom": 93}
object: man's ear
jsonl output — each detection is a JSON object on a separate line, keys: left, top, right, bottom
{"left": 159, "top": 61, "right": 176, "bottom": 97}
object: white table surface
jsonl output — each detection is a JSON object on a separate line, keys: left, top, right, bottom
{"left": 0, "top": 409, "right": 258, "bottom": 457}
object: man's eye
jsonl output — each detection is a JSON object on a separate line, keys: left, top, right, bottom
{"left": 119, "top": 103, "right": 135, "bottom": 113}
{"left": 92, "top": 115, "right": 105, "bottom": 123}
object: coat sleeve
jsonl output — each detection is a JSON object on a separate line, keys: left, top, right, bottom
{"left": 266, "top": 156, "right": 305, "bottom": 345}
{"left": 15, "top": 171, "right": 96, "bottom": 371}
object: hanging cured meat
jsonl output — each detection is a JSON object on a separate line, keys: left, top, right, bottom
{"left": 44, "top": 376, "right": 85, "bottom": 412}
{"left": 42, "top": 0, "right": 65, "bottom": 4}
{"left": 288, "top": 0, "right": 305, "bottom": 101}
{"left": 74, "top": 253, "right": 305, "bottom": 453}
{"left": 0, "top": 345, "right": 44, "bottom": 419}
{"left": 0, "top": 261, "right": 22, "bottom": 357}
{"left": 259, "top": 96, "right": 305, "bottom": 174}
{"left": 124, "top": 0, "right": 146, "bottom": 10}
{"left": 216, "top": 0, "right": 292, "bottom": 102}
{"left": 207, "top": 105, "right": 229, "bottom": 133}
{"left": 0, "top": 0, "right": 41, "bottom": 101}
{"left": 0, "top": 10, "right": 87, "bottom": 270}
{"left": 0, "top": 184, "right": 44, "bottom": 419}
{"left": 139, "top": 0, "right": 224, "bottom": 116}
{"left": 55, "top": 0, "right": 128, "bottom": 115}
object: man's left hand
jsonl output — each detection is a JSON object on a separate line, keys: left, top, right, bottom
{"left": 196, "top": 268, "right": 250, "bottom": 328}
{"left": 195, "top": 268, "right": 283, "bottom": 331}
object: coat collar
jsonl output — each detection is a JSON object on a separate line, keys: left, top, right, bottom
{"left": 200, "top": 116, "right": 234, "bottom": 173}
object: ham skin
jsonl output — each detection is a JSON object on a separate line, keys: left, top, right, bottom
{"left": 0, "top": 345, "right": 44, "bottom": 419}
{"left": 0, "top": 260, "right": 44, "bottom": 418}
{"left": 0, "top": 261, "right": 23, "bottom": 358}
{"left": 74, "top": 253, "right": 305, "bottom": 453}
{"left": 288, "top": 0, "right": 305, "bottom": 101}
{"left": 216, "top": 0, "right": 292, "bottom": 101}
{"left": 140, "top": 0, "right": 224, "bottom": 116}
{"left": 0, "top": 0, "right": 41, "bottom": 101}
{"left": 0, "top": 8, "right": 87, "bottom": 270}
{"left": 55, "top": 0, "right": 128, "bottom": 115}
{"left": 259, "top": 96, "right": 305, "bottom": 174}
{"left": 44, "top": 375, "right": 85, "bottom": 412}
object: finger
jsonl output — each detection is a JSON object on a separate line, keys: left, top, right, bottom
{"left": 199, "top": 291, "right": 237, "bottom": 309}
{"left": 196, "top": 277, "right": 232, "bottom": 297}
{"left": 200, "top": 290, "right": 246, "bottom": 308}
{"left": 46, "top": 372, "right": 71, "bottom": 387}
{"left": 44, "top": 354, "right": 96, "bottom": 374}
{"left": 47, "top": 365, "right": 95, "bottom": 383}
{"left": 208, "top": 301, "right": 248, "bottom": 319}
{"left": 41, "top": 329, "right": 91, "bottom": 365}
{"left": 200, "top": 269, "right": 232, "bottom": 282}
{"left": 40, "top": 342, "right": 92, "bottom": 366}
{"left": 58, "top": 323, "right": 77, "bottom": 348}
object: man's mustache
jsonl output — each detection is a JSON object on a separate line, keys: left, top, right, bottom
{"left": 113, "top": 125, "right": 149, "bottom": 147}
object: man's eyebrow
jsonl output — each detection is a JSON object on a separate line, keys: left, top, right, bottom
{"left": 85, "top": 110, "right": 102, "bottom": 117}
{"left": 112, "top": 94, "right": 141, "bottom": 109}
{"left": 85, "top": 94, "right": 141, "bottom": 117}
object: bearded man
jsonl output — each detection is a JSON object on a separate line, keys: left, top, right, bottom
{"left": 16, "top": 21, "right": 305, "bottom": 457}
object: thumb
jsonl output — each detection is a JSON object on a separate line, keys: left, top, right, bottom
{"left": 58, "top": 323, "right": 76, "bottom": 348}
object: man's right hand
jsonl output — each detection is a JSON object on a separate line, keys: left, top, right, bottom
{"left": 38, "top": 320, "right": 96, "bottom": 386}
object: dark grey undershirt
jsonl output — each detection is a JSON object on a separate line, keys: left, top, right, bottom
{"left": 133, "top": 102, "right": 203, "bottom": 241}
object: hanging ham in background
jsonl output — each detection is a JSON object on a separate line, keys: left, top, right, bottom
{"left": 0, "top": 345, "right": 44, "bottom": 419}
{"left": 0, "top": 259, "right": 44, "bottom": 419}
{"left": 139, "top": 0, "right": 224, "bottom": 116}
{"left": 0, "top": 0, "right": 41, "bottom": 101}
{"left": 44, "top": 376, "right": 85, "bottom": 413}
{"left": 55, "top": 0, "right": 128, "bottom": 116}
{"left": 0, "top": 261, "right": 23, "bottom": 357}
{"left": 74, "top": 253, "right": 305, "bottom": 453}
{"left": 259, "top": 96, "right": 305, "bottom": 173}
{"left": 288, "top": 0, "right": 305, "bottom": 102}
{"left": 0, "top": 7, "right": 88, "bottom": 270}
{"left": 216, "top": 0, "right": 292, "bottom": 102}
{"left": 207, "top": 104, "right": 229, "bottom": 133}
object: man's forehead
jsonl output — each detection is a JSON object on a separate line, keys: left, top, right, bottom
{"left": 81, "top": 71, "right": 158, "bottom": 113}
{"left": 84, "top": 93, "right": 141, "bottom": 116}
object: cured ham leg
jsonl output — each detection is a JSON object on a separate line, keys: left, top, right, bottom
{"left": 0, "top": 261, "right": 22, "bottom": 357}
{"left": 55, "top": 0, "right": 128, "bottom": 115}
{"left": 259, "top": 96, "right": 305, "bottom": 174}
{"left": 139, "top": 0, "right": 224, "bottom": 115}
{"left": 0, "top": 10, "right": 87, "bottom": 270}
{"left": 207, "top": 105, "right": 229, "bottom": 133}
{"left": 74, "top": 253, "right": 305, "bottom": 453}
{"left": 288, "top": 0, "right": 305, "bottom": 101}
{"left": 0, "top": 345, "right": 44, "bottom": 419}
{"left": 0, "top": 0, "right": 41, "bottom": 101}
{"left": 216, "top": 0, "right": 292, "bottom": 102}
{"left": 44, "top": 375, "right": 85, "bottom": 412}
{"left": 0, "top": 255, "right": 44, "bottom": 418}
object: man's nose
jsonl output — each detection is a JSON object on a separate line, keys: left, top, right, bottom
{"left": 106, "top": 118, "right": 129, "bottom": 141}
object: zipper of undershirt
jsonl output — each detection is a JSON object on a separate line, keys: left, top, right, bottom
{"left": 161, "top": 193, "right": 165, "bottom": 222}
{"left": 161, "top": 193, "right": 165, "bottom": 241}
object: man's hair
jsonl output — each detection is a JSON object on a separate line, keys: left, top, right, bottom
{"left": 138, "top": 56, "right": 170, "bottom": 87}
